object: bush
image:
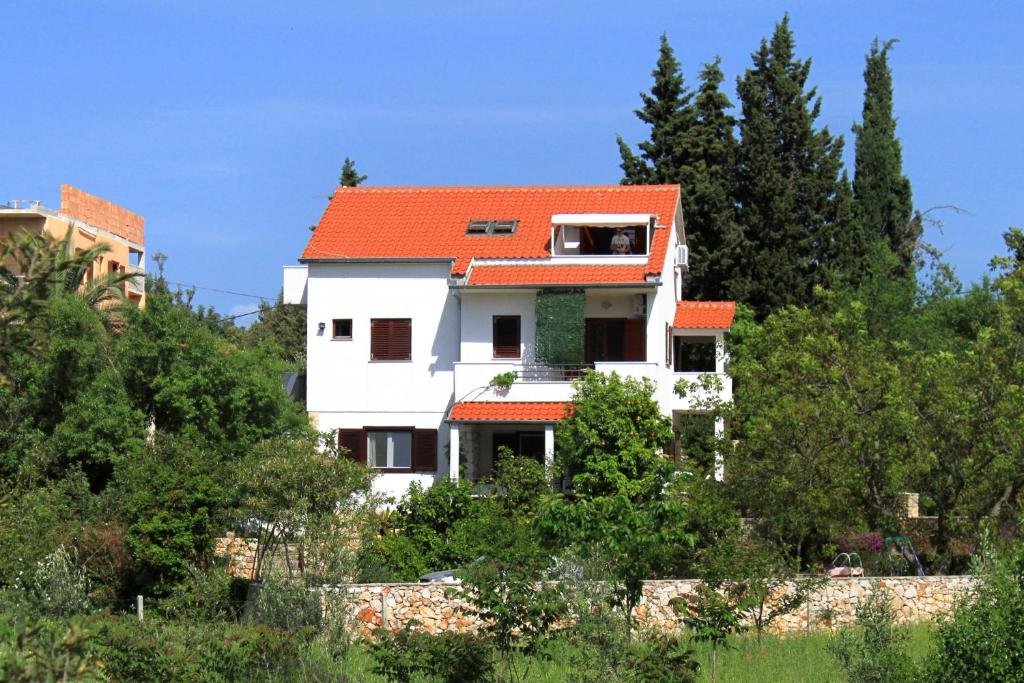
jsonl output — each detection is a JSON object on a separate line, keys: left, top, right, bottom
{"left": 828, "top": 587, "right": 915, "bottom": 683}
{"left": 0, "top": 614, "right": 104, "bottom": 682}
{"left": 87, "top": 616, "right": 308, "bottom": 682}
{"left": 11, "top": 544, "right": 93, "bottom": 618}
{"left": 922, "top": 531, "right": 1024, "bottom": 682}
{"left": 160, "top": 561, "right": 248, "bottom": 621}
{"left": 369, "top": 625, "right": 494, "bottom": 683}
{"left": 246, "top": 568, "right": 323, "bottom": 632}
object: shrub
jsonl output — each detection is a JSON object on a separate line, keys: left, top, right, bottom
{"left": 828, "top": 587, "right": 915, "bottom": 683}
{"left": 922, "top": 531, "right": 1024, "bottom": 682}
{"left": 369, "top": 625, "right": 494, "bottom": 683}
{"left": 246, "top": 567, "right": 323, "bottom": 632}
{"left": 460, "top": 558, "right": 566, "bottom": 683}
{"left": 11, "top": 544, "right": 93, "bottom": 618}
{"left": 87, "top": 616, "right": 307, "bottom": 682}
{"left": 0, "top": 614, "right": 104, "bottom": 682}
{"left": 160, "top": 561, "right": 248, "bottom": 621}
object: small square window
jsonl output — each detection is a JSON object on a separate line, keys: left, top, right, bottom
{"left": 332, "top": 319, "right": 353, "bottom": 340}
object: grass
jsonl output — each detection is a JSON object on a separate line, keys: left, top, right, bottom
{"left": 337, "top": 623, "right": 937, "bottom": 682}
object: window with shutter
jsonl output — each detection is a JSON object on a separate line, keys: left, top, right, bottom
{"left": 370, "top": 318, "right": 412, "bottom": 360}
{"left": 337, "top": 429, "right": 364, "bottom": 464}
{"left": 492, "top": 316, "right": 521, "bottom": 359}
{"left": 412, "top": 429, "right": 438, "bottom": 472}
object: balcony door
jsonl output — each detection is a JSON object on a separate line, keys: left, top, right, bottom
{"left": 585, "top": 318, "right": 645, "bottom": 363}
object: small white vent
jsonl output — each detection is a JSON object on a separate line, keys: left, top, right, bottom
{"left": 676, "top": 244, "right": 689, "bottom": 270}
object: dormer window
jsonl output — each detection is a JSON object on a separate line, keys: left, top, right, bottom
{"left": 467, "top": 219, "right": 518, "bottom": 236}
{"left": 551, "top": 214, "right": 654, "bottom": 256}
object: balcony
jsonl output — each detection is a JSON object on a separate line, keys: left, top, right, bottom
{"left": 124, "top": 263, "right": 145, "bottom": 295}
{"left": 453, "top": 361, "right": 662, "bottom": 404}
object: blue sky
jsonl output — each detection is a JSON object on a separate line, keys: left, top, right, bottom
{"left": 3, "top": 1, "right": 1022, "bottom": 320}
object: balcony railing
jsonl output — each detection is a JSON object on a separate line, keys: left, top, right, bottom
{"left": 514, "top": 363, "right": 591, "bottom": 383}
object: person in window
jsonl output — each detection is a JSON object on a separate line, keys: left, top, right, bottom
{"left": 610, "top": 228, "right": 632, "bottom": 254}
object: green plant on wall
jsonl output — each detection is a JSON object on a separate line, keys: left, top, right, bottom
{"left": 535, "top": 289, "right": 585, "bottom": 365}
{"left": 489, "top": 371, "right": 517, "bottom": 391}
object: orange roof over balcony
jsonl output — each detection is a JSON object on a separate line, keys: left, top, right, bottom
{"left": 673, "top": 301, "right": 736, "bottom": 329}
{"left": 301, "top": 185, "right": 680, "bottom": 277}
{"left": 467, "top": 264, "right": 648, "bottom": 287}
{"left": 448, "top": 401, "right": 573, "bottom": 423}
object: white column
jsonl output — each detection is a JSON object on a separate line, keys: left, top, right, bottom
{"left": 713, "top": 417, "right": 725, "bottom": 482}
{"left": 543, "top": 423, "right": 555, "bottom": 473}
{"left": 449, "top": 424, "right": 460, "bottom": 481}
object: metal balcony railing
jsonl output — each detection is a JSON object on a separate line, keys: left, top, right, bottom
{"left": 513, "top": 363, "right": 592, "bottom": 383}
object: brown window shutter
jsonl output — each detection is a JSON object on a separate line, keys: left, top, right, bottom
{"left": 337, "top": 429, "right": 365, "bottom": 464}
{"left": 493, "top": 316, "right": 521, "bottom": 358}
{"left": 371, "top": 319, "right": 412, "bottom": 360}
{"left": 412, "top": 429, "right": 438, "bottom": 472}
{"left": 624, "top": 319, "right": 646, "bottom": 361}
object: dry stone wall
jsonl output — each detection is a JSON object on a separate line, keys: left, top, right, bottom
{"left": 330, "top": 576, "right": 977, "bottom": 638}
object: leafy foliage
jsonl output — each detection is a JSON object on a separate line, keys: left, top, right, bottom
{"left": 534, "top": 290, "right": 585, "bottom": 365}
{"left": 370, "top": 626, "right": 494, "bottom": 683}
{"left": 829, "top": 587, "right": 916, "bottom": 683}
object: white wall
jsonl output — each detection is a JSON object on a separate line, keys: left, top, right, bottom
{"left": 460, "top": 290, "right": 537, "bottom": 363}
{"left": 305, "top": 262, "right": 458, "bottom": 498}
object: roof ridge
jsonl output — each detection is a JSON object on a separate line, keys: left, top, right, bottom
{"left": 330, "top": 184, "right": 680, "bottom": 194}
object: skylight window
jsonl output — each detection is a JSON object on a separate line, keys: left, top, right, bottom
{"left": 466, "top": 219, "right": 518, "bottom": 236}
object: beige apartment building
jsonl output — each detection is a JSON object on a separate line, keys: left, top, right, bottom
{"left": 0, "top": 184, "right": 146, "bottom": 306}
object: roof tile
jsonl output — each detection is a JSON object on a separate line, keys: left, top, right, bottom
{"left": 301, "top": 185, "right": 680, "bottom": 277}
{"left": 673, "top": 301, "right": 736, "bottom": 329}
{"left": 448, "top": 401, "right": 572, "bottom": 422}
{"left": 467, "top": 264, "right": 647, "bottom": 286}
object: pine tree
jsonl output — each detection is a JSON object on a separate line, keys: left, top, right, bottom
{"left": 616, "top": 34, "right": 694, "bottom": 185}
{"left": 338, "top": 157, "right": 367, "bottom": 187}
{"left": 853, "top": 39, "right": 917, "bottom": 278}
{"left": 681, "top": 58, "right": 740, "bottom": 300}
{"left": 313, "top": 157, "right": 369, "bottom": 230}
{"left": 732, "top": 16, "right": 853, "bottom": 317}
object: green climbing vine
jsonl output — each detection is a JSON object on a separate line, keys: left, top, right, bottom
{"left": 535, "top": 289, "right": 585, "bottom": 365}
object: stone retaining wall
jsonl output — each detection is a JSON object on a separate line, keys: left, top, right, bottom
{"left": 330, "top": 576, "right": 977, "bottom": 638}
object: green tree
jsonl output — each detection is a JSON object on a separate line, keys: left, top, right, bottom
{"left": 682, "top": 58, "right": 741, "bottom": 301}
{"left": 338, "top": 156, "right": 367, "bottom": 187}
{"left": 239, "top": 432, "right": 376, "bottom": 583}
{"left": 112, "top": 432, "right": 232, "bottom": 595}
{"left": 688, "top": 299, "right": 916, "bottom": 564}
{"left": 853, "top": 39, "right": 918, "bottom": 279}
{"left": 247, "top": 295, "right": 307, "bottom": 369}
{"left": 617, "top": 33, "right": 694, "bottom": 185}
{"left": 732, "top": 16, "right": 856, "bottom": 317}
{"left": 0, "top": 227, "right": 130, "bottom": 374}
{"left": 556, "top": 371, "right": 673, "bottom": 502}
{"left": 908, "top": 231, "right": 1024, "bottom": 571}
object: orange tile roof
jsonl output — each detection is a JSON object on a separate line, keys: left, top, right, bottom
{"left": 448, "top": 401, "right": 572, "bottom": 422}
{"left": 673, "top": 301, "right": 736, "bottom": 329}
{"left": 301, "top": 185, "right": 680, "bottom": 277}
{"left": 467, "top": 264, "right": 648, "bottom": 287}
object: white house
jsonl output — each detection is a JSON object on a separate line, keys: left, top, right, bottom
{"left": 283, "top": 185, "right": 734, "bottom": 499}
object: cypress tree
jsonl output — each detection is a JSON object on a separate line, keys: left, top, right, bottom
{"left": 732, "top": 16, "right": 852, "bottom": 317}
{"left": 853, "top": 39, "right": 917, "bottom": 278}
{"left": 681, "top": 58, "right": 741, "bottom": 301}
{"left": 616, "top": 34, "right": 694, "bottom": 185}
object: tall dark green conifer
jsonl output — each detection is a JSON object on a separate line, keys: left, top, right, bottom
{"left": 681, "top": 58, "right": 740, "bottom": 300}
{"left": 339, "top": 157, "right": 367, "bottom": 187}
{"left": 853, "top": 39, "right": 917, "bottom": 278}
{"left": 616, "top": 34, "right": 694, "bottom": 185}
{"left": 732, "top": 16, "right": 853, "bottom": 317}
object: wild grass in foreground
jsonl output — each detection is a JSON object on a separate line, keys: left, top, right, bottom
{"left": 337, "top": 624, "right": 936, "bottom": 682}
